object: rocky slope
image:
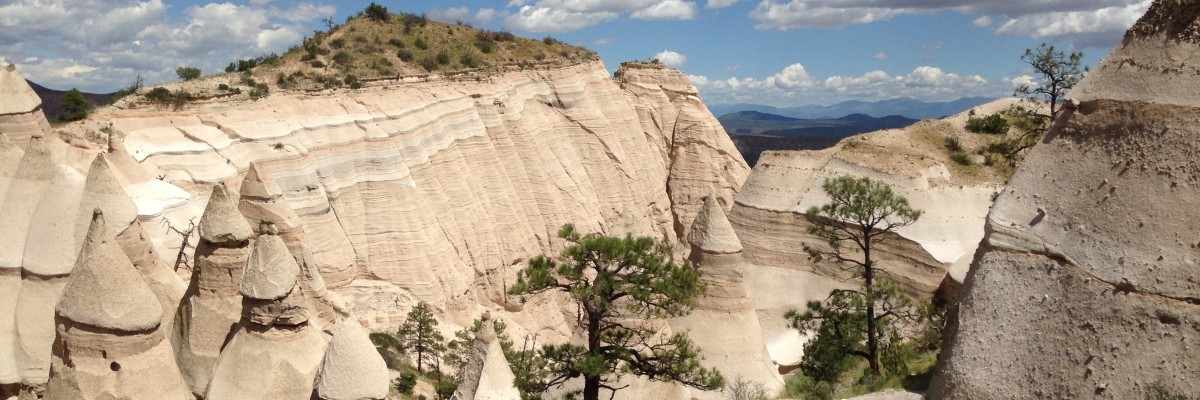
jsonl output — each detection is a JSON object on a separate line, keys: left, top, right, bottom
{"left": 728, "top": 99, "right": 1020, "bottom": 367}
{"left": 930, "top": 1, "right": 1200, "bottom": 398}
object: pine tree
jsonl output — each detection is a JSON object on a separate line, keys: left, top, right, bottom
{"left": 397, "top": 302, "right": 445, "bottom": 373}
{"left": 508, "top": 224, "right": 725, "bottom": 400}
{"left": 61, "top": 88, "right": 89, "bottom": 122}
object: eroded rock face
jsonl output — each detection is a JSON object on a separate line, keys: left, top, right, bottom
{"left": 930, "top": 2, "right": 1200, "bottom": 398}
{"left": 0, "top": 64, "right": 51, "bottom": 148}
{"left": 314, "top": 318, "right": 389, "bottom": 400}
{"left": 669, "top": 196, "right": 782, "bottom": 399}
{"left": 45, "top": 211, "right": 191, "bottom": 400}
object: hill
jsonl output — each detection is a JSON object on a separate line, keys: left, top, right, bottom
{"left": 709, "top": 97, "right": 993, "bottom": 120}
{"left": 26, "top": 81, "right": 113, "bottom": 123}
{"left": 717, "top": 110, "right": 918, "bottom": 166}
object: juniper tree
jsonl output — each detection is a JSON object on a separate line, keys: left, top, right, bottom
{"left": 787, "top": 176, "right": 922, "bottom": 377}
{"left": 508, "top": 224, "right": 725, "bottom": 400}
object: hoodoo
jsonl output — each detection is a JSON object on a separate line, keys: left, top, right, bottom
{"left": 0, "top": 133, "right": 22, "bottom": 390}
{"left": 44, "top": 210, "right": 191, "bottom": 399}
{"left": 239, "top": 163, "right": 342, "bottom": 328}
{"left": 669, "top": 195, "right": 781, "bottom": 399}
{"left": 450, "top": 313, "right": 521, "bottom": 400}
{"left": 313, "top": 318, "right": 389, "bottom": 400}
{"left": 13, "top": 165, "right": 85, "bottom": 389}
{"left": 173, "top": 183, "right": 254, "bottom": 396}
{"left": 115, "top": 219, "right": 187, "bottom": 340}
{"left": 930, "top": 1, "right": 1200, "bottom": 397}
{"left": 206, "top": 230, "right": 326, "bottom": 400}
{"left": 0, "top": 64, "right": 51, "bottom": 147}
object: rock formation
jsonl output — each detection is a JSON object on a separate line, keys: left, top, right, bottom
{"left": 173, "top": 184, "right": 253, "bottom": 397}
{"left": 0, "top": 133, "right": 22, "bottom": 391}
{"left": 313, "top": 318, "right": 389, "bottom": 400}
{"left": 451, "top": 313, "right": 521, "bottom": 400}
{"left": 668, "top": 196, "right": 781, "bottom": 399}
{"left": 13, "top": 165, "right": 85, "bottom": 389}
{"left": 930, "top": 2, "right": 1200, "bottom": 398}
{"left": 0, "top": 64, "right": 50, "bottom": 148}
{"left": 115, "top": 219, "right": 187, "bottom": 340}
{"left": 83, "top": 59, "right": 748, "bottom": 328}
{"left": 44, "top": 210, "right": 191, "bottom": 399}
{"left": 239, "top": 162, "right": 342, "bottom": 329}
{"left": 206, "top": 230, "right": 326, "bottom": 399}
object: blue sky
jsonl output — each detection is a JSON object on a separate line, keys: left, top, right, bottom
{"left": 0, "top": 0, "right": 1149, "bottom": 106}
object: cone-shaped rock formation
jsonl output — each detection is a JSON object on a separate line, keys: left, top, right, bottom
{"left": 13, "top": 165, "right": 85, "bottom": 387}
{"left": 0, "top": 64, "right": 51, "bottom": 147}
{"left": 116, "top": 219, "right": 187, "bottom": 341}
{"left": 206, "top": 231, "right": 326, "bottom": 400}
{"left": 931, "top": 2, "right": 1200, "bottom": 397}
{"left": 669, "top": 195, "right": 781, "bottom": 399}
{"left": 451, "top": 313, "right": 521, "bottom": 400}
{"left": 44, "top": 210, "right": 191, "bottom": 399}
{"left": 314, "top": 318, "right": 389, "bottom": 400}
{"left": 76, "top": 154, "right": 138, "bottom": 239}
{"left": 173, "top": 183, "right": 254, "bottom": 396}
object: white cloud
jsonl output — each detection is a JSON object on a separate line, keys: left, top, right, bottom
{"left": 872, "top": 52, "right": 889, "bottom": 61}
{"left": 503, "top": 0, "right": 699, "bottom": 32}
{"left": 475, "top": 8, "right": 500, "bottom": 24}
{"left": 706, "top": 0, "right": 738, "bottom": 9}
{"left": 428, "top": 7, "right": 473, "bottom": 24}
{"left": 691, "top": 64, "right": 1001, "bottom": 106}
{"left": 0, "top": 0, "right": 331, "bottom": 92}
{"left": 922, "top": 41, "right": 946, "bottom": 51}
{"left": 654, "top": 50, "right": 687, "bottom": 68}
{"left": 593, "top": 38, "right": 613, "bottom": 46}
{"left": 748, "top": 0, "right": 1148, "bottom": 48}
{"left": 1010, "top": 74, "right": 1037, "bottom": 90}
{"left": 632, "top": 0, "right": 698, "bottom": 20}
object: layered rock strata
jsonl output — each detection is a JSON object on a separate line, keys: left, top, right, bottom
{"left": 930, "top": 2, "right": 1200, "bottom": 398}
{"left": 173, "top": 184, "right": 253, "bottom": 396}
{"left": 313, "top": 318, "right": 389, "bottom": 400}
{"left": 97, "top": 60, "right": 747, "bottom": 325}
{"left": 44, "top": 211, "right": 191, "bottom": 399}
{"left": 668, "top": 196, "right": 781, "bottom": 399}
{"left": 206, "top": 231, "right": 326, "bottom": 399}
{"left": 451, "top": 313, "right": 521, "bottom": 400}
{"left": 0, "top": 64, "right": 50, "bottom": 148}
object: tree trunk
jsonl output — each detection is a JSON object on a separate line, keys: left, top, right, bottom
{"left": 583, "top": 376, "right": 601, "bottom": 400}
{"left": 864, "top": 229, "right": 880, "bottom": 375}
{"left": 584, "top": 311, "right": 602, "bottom": 400}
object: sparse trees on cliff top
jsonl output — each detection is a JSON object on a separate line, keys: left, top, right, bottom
{"left": 1009, "top": 43, "right": 1087, "bottom": 156}
{"left": 508, "top": 224, "right": 725, "bottom": 400}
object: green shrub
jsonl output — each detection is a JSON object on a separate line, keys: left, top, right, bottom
{"left": 332, "top": 51, "right": 352, "bottom": 65}
{"left": 343, "top": 75, "right": 362, "bottom": 89}
{"left": 943, "top": 136, "right": 962, "bottom": 152}
{"left": 145, "top": 87, "right": 172, "bottom": 103}
{"left": 543, "top": 36, "right": 556, "bottom": 45}
{"left": 60, "top": 88, "right": 90, "bottom": 121}
{"left": 534, "top": 51, "right": 546, "bottom": 61}
{"left": 330, "top": 38, "right": 345, "bottom": 49}
{"left": 436, "top": 50, "right": 450, "bottom": 65}
{"left": 414, "top": 37, "right": 428, "bottom": 50}
{"left": 397, "top": 49, "right": 414, "bottom": 62}
{"left": 363, "top": 2, "right": 389, "bottom": 22}
{"left": 965, "top": 113, "right": 1010, "bottom": 134}
{"left": 474, "top": 39, "right": 495, "bottom": 53}
{"left": 311, "top": 60, "right": 325, "bottom": 68}
{"left": 217, "top": 83, "right": 230, "bottom": 91}
{"left": 434, "top": 379, "right": 457, "bottom": 400}
{"left": 950, "top": 152, "right": 972, "bottom": 166}
{"left": 388, "top": 38, "right": 405, "bottom": 48}
{"left": 249, "top": 83, "right": 269, "bottom": 100}
{"left": 420, "top": 56, "right": 438, "bottom": 71}
{"left": 395, "top": 370, "right": 417, "bottom": 394}
{"left": 175, "top": 66, "right": 201, "bottom": 81}
{"left": 459, "top": 52, "right": 477, "bottom": 68}
{"left": 353, "top": 35, "right": 367, "bottom": 43}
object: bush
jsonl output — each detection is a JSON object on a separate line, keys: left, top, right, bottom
{"left": 943, "top": 136, "right": 962, "bottom": 152}
{"left": 459, "top": 52, "right": 477, "bottom": 68}
{"left": 543, "top": 36, "right": 556, "bottom": 45}
{"left": 434, "top": 379, "right": 457, "bottom": 400}
{"left": 534, "top": 51, "right": 546, "bottom": 61}
{"left": 175, "top": 66, "right": 201, "bottom": 81}
{"left": 330, "top": 38, "right": 345, "bottom": 49}
{"left": 414, "top": 37, "right": 428, "bottom": 50}
{"left": 353, "top": 35, "right": 367, "bottom": 44}
{"left": 950, "top": 152, "right": 972, "bottom": 166}
{"left": 965, "top": 113, "right": 1010, "bottom": 134}
{"left": 311, "top": 60, "right": 325, "bottom": 68}
{"left": 60, "top": 88, "right": 90, "bottom": 121}
{"left": 388, "top": 38, "right": 405, "bottom": 48}
{"left": 344, "top": 74, "right": 362, "bottom": 89}
{"left": 724, "top": 376, "right": 768, "bottom": 400}
{"left": 332, "top": 51, "right": 352, "bottom": 65}
{"left": 420, "top": 56, "right": 438, "bottom": 71}
{"left": 217, "top": 83, "right": 230, "bottom": 91}
{"left": 395, "top": 370, "right": 417, "bottom": 394}
{"left": 249, "top": 83, "right": 269, "bottom": 100}
{"left": 435, "top": 50, "right": 450, "bottom": 65}
{"left": 363, "top": 2, "right": 389, "bottom": 21}
{"left": 145, "top": 87, "right": 172, "bottom": 103}
{"left": 474, "top": 39, "right": 495, "bottom": 53}
{"left": 240, "top": 74, "right": 257, "bottom": 87}
{"left": 397, "top": 49, "right": 414, "bottom": 62}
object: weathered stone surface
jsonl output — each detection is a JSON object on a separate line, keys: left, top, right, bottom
{"left": 241, "top": 233, "right": 300, "bottom": 301}
{"left": 205, "top": 322, "right": 325, "bottom": 400}
{"left": 198, "top": 184, "right": 253, "bottom": 244}
{"left": 314, "top": 319, "right": 389, "bottom": 400}
{"left": 55, "top": 211, "right": 162, "bottom": 332}
{"left": 452, "top": 314, "right": 521, "bottom": 400}
{"left": 931, "top": 3, "right": 1200, "bottom": 398}
{"left": 76, "top": 154, "right": 138, "bottom": 239}
{"left": 687, "top": 196, "right": 742, "bottom": 255}
{"left": 115, "top": 219, "right": 187, "bottom": 339}
{"left": 0, "top": 64, "right": 50, "bottom": 147}
{"left": 0, "top": 134, "right": 22, "bottom": 386}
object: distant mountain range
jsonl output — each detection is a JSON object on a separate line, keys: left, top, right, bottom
{"left": 709, "top": 97, "right": 994, "bottom": 120}
{"left": 718, "top": 111, "right": 919, "bottom": 166}
{"left": 26, "top": 80, "right": 114, "bottom": 122}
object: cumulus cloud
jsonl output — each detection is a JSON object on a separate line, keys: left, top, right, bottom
{"left": 748, "top": 0, "right": 1149, "bottom": 48}
{"left": 654, "top": 50, "right": 688, "bottom": 68}
{"left": 872, "top": 52, "right": 889, "bottom": 60}
{"left": 502, "top": 0, "right": 699, "bottom": 32}
{"left": 706, "top": 0, "right": 738, "bottom": 9}
{"left": 0, "top": 0, "right": 332, "bottom": 92}
{"left": 691, "top": 64, "right": 1001, "bottom": 105}
{"left": 475, "top": 8, "right": 500, "bottom": 24}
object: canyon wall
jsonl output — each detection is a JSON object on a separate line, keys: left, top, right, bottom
{"left": 930, "top": 1, "right": 1200, "bottom": 397}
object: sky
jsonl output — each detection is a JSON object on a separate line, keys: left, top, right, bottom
{"left": 0, "top": 0, "right": 1150, "bottom": 107}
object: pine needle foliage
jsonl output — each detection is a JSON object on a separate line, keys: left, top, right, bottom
{"left": 508, "top": 224, "right": 725, "bottom": 400}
